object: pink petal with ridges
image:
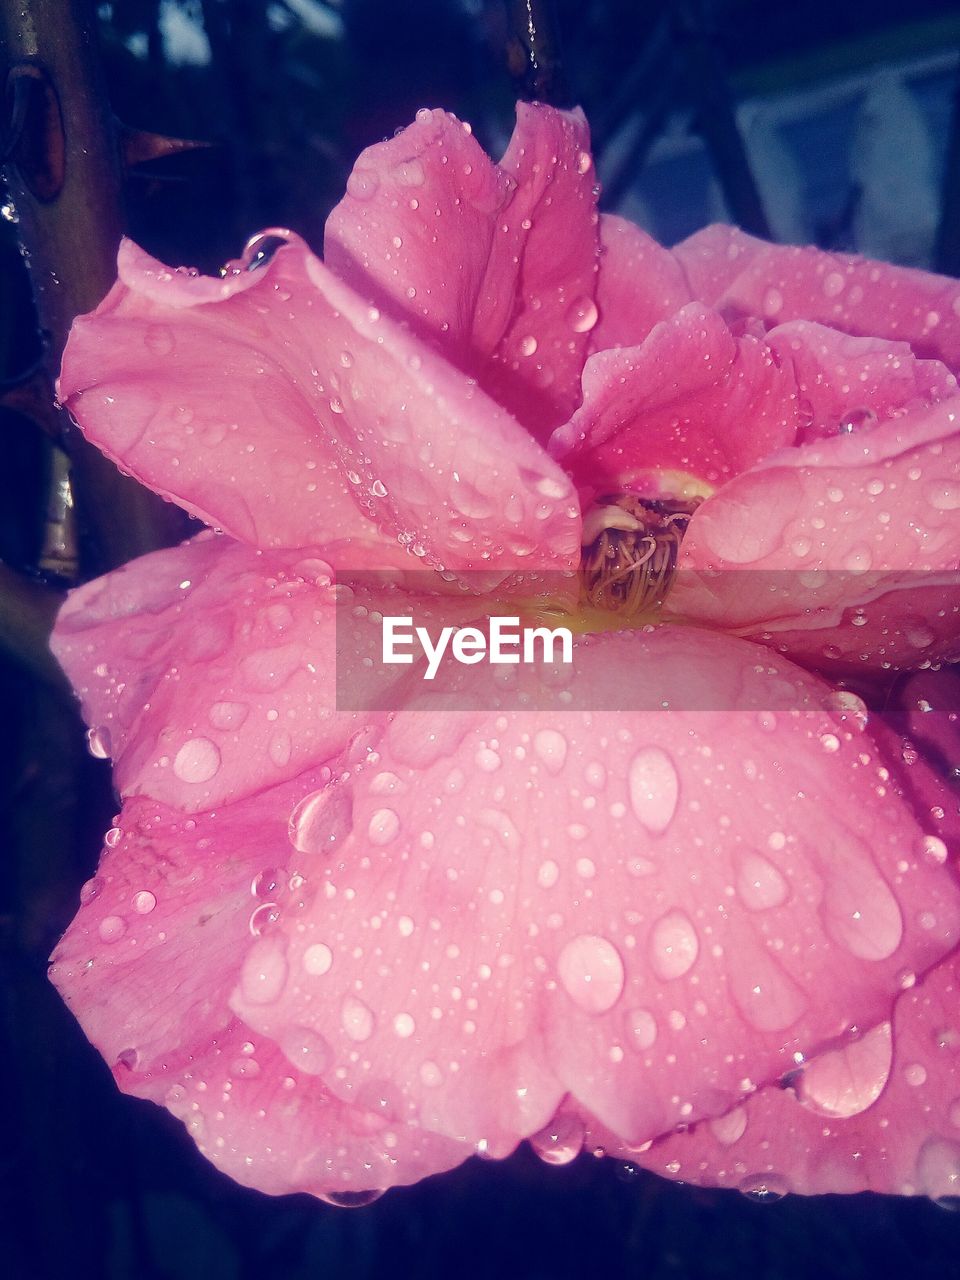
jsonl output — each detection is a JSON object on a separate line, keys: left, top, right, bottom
{"left": 675, "top": 224, "right": 960, "bottom": 373}
{"left": 589, "top": 214, "right": 692, "bottom": 352}
{"left": 325, "top": 103, "right": 600, "bottom": 440}
{"left": 549, "top": 304, "right": 798, "bottom": 496}
{"left": 669, "top": 399, "right": 960, "bottom": 669}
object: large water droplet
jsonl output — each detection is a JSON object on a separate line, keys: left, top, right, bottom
{"left": 794, "top": 1022, "right": 892, "bottom": 1118}
{"left": 173, "top": 737, "right": 221, "bottom": 784}
{"left": 342, "top": 996, "right": 375, "bottom": 1042}
{"left": 738, "top": 1172, "right": 790, "bottom": 1202}
{"left": 649, "top": 910, "right": 699, "bottom": 980}
{"left": 534, "top": 728, "right": 568, "bottom": 775}
{"left": 735, "top": 850, "right": 789, "bottom": 911}
{"left": 529, "top": 1112, "right": 585, "bottom": 1165}
{"left": 628, "top": 748, "right": 679, "bottom": 834}
{"left": 279, "top": 1026, "right": 332, "bottom": 1076}
{"left": 240, "top": 938, "right": 288, "bottom": 1005}
{"left": 557, "top": 935, "right": 625, "bottom": 1013}
{"left": 289, "top": 786, "right": 354, "bottom": 854}
{"left": 318, "top": 1189, "right": 386, "bottom": 1208}
{"left": 566, "top": 296, "right": 598, "bottom": 334}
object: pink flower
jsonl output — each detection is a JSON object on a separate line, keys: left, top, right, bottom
{"left": 49, "top": 104, "right": 960, "bottom": 1202}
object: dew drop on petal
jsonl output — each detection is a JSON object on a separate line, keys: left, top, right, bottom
{"left": 649, "top": 910, "right": 699, "bottom": 980}
{"left": 529, "top": 1112, "right": 585, "bottom": 1165}
{"left": 557, "top": 935, "right": 625, "bottom": 1014}
{"left": 368, "top": 808, "right": 400, "bottom": 846}
{"left": 302, "top": 942, "right": 333, "bottom": 976}
{"left": 240, "top": 938, "right": 288, "bottom": 1005}
{"left": 132, "top": 890, "right": 157, "bottom": 915}
{"left": 534, "top": 728, "right": 568, "bottom": 775}
{"left": 794, "top": 1022, "right": 892, "bottom": 1118}
{"left": 288, "top": 787, "right": 354, "bottom": 855}
{"left": 319, "top": 1190, "right": 386, "bottom": 1208}
{"left": 626, "top": 1007, "right": 657, "bottom": 1051}
{"left": 341, "top": 996, "right": 375, "bottom": 1042}
{"left": 173, "top": 737, "right": 221, "bottom": 784}
{"left": 98, "top": 915, "right": 126, "bottom": 943}
{"left": 566, "top": 296, "right": 598, "bottom": 334}
{"left": 279, "top": 1026, "right": 332, "bottom": 1076}
{"left": 628, "top": 748, "right": 679, "bottom": 834}
{"left": 709, "top": 1105, "right": 748, "bottom": 1146}
{"left": 739, "top": 1173, "right": 790, "bottom": 1202}
{"left": 735, "top": 850, "right": 789, "bottom": 911}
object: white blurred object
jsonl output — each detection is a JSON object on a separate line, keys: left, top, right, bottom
{"left": 851, "top": 72, "right": 939, "bottom": 266}
{"left": 159, "top": 1, "right": 211, "bottom": 67}
{"left": 739, "top": 104, "right": 811, "bottom": 245}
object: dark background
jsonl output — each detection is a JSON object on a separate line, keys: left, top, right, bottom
{"left": 3, "top": 2, "right": 960, "bottom": 1277}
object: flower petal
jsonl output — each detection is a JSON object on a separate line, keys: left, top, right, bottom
{"left": 60, "top": 238, "right": 390, "bottom": 556}
{"left": 766, "top": 320, "right": 958, "bottom": 444}
{"left": 61, "top": 234, "right": 581, "bottom": 577}
{"left": 51, "top": 536, "right": 381, "bottom": 812}
{"left": 675, "top": 225, "right": 960, "bottom": 373}
{"left": 618, "top": 950, "right": 960, "bottom": 1197}
{"left": 589, "top": 214, "right": 692, "bottom": 352}
{"left": 223, "top": 628, "right": 960, "bottom": 1158}
{"left": 549, "top": 304, "right": 798, "bottom": 497}
{"left": 325, "top": 103, "right": 600, "bottom": 439}
{"left": 49, "top": 790, "right": 466, "bottom": 1196}
{"left": 669, "top": 399, "right": 960, "bottom": 670}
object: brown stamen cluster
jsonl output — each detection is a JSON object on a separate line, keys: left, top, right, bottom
{"left": 579, "top": 495, "right": 700, "bottom": 618}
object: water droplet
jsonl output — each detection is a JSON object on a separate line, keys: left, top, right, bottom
{"left": 288, "top": 786, "right": 354, "bottom": 854}
{"left": 735, "top": 850, "right": 789, "bottom": 911}
{"left": 794, "top": 1022, "right": 892, "bottom": 1118}
{"left": 80, "top": 876, "right": 104, "bottom": 905}
{"left": 319, "top": 1189, "right": 385, "bottom": 1208}
{"left": 538, "top": 860, "right": 560, "bottom": 889}
{"left": 823, "top": 272, "right": 845, "bottom": 298}
{"left": 709, "top": 1105, "right": 748, "bottom": 1145}
{"left": 739, "top": 1172, "right": 790, "bottom": 1202}
{"left": 98, "top": 915, "right": 127, "bottom": 943}
{"left": 628, "top": 748, "right": 679, "bottom": 834}
{"left": 132, "top": 890, "right": 157, "bottom": 915}
{"left": 925, "top": 481, "right": 960, "bottom": 511}
{"left": 240, "top": 938, "right": 288, "bottom": 1004}
{"left": 557, "top": 935, "right": 625, "bottom": 1014}
{"left": 208, "top": 701, "right": 249, "bottom": 730}
{"left": 520, "top": 334, "right": 538, "bottom": 357}
{"left": 916, "top": 1138, "right": 960, "bottom": 1198}
{"left": 566, "top": 296, "right": 598, "bottom": 334}
{"left": 279, "top": 1026, "right": 332, "bottom": 1075}
{"left": 393, "top": 1012, "right": 416, "bottom": 1038}
{"left": 342, "top": 996, "right": 375, "bottom": 1042}
{"left": 346, "top": 167, "right": 380, "bottom": 200}
{"left": 302, "top": 942, "right": 333, "bottom": 975}
{"left": 626, "top": 1007, "right": 657, "bottom": 1051}
{"left": 530, "top": 1112, "right": 584, "bottom": 1165}
{"left": 533, "top": 728, "right": 567, "bottom": 775}
{"left": 173, "top": 737, "right": 221, "bottom": 784}
{"left": 649, "top": 910, "right": 699, "bottom": 980}
{"left": 86, "top": 726, "right": 112, "bottom": 759}
{"left": 919, "top": 834, "right": 949, "bottom": 866}
{"left": 368, "top": 808, "right": 400, "bottom": 846}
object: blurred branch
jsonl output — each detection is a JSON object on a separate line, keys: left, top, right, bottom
{"left": 0, "top": 559, "right": 67, "bottom": 691}
{"left": 935, "top": 53, "right": 960, "bottom": 275}
{"left": 674, "top": 0, "right": 771, "bottom": 238}
{"left": 0, "top": 0, "right": 184, "bottom": 575}
{"left": 503, "top": 0, "right": 571, "bottom": 107}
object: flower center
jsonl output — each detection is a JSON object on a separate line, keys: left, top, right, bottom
{"left": 579, "top": 495, "right": 701, "bottom": 620}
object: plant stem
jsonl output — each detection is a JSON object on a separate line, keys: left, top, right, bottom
{"left": 0, "top": 0, "right": 183, "bottom": 574}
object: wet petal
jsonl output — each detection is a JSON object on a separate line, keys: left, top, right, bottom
{"left": 62, "top": 235, "right": 581, "bottom": 577}
{"left": 549, "top": 304, "right": 798, "bottom": 497}
{"left": 49, "top": 790, "right": 466, "bottom": 1196}
{"left": 61, "top": 238, "right": 389, "bottom": 557}
{"left": 589, "top": 214, "right": 692, "bottom": 352}
{"left": 621, "top": 950, "right": 960, "bottom": 1197}
{"left": 221, "top": 628, "right": 960, "bottom": 1156}
{"left": 669, "top": 400, "right": 960, "bottom": 670}
{"left": 675, "top": 224, "right": 960, "bottom": 373}
{"left": 326, "top": 103, "right": 600, "bottom": 439}
{"left": 51, "top": 536, "right": 381, "bottom": 812}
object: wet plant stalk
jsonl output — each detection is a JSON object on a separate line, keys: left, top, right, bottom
{"left": 0, "top": 0, "right": 180, "bottom": 576}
